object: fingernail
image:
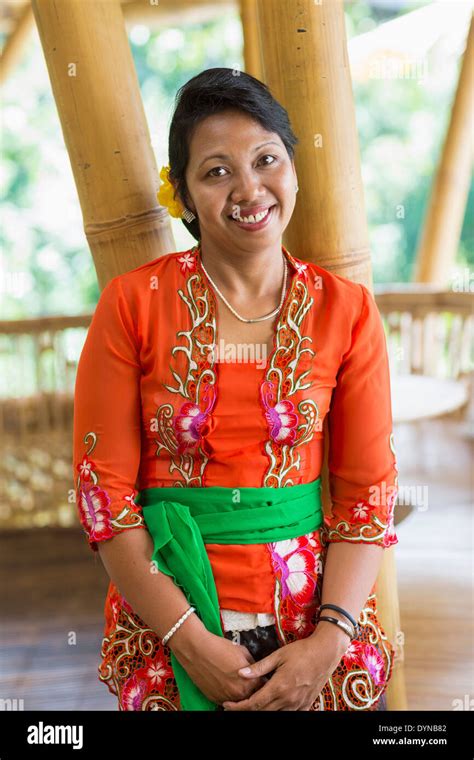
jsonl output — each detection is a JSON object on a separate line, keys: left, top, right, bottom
{"left": 239, "top": 667, "right": 252, "bottom": 675}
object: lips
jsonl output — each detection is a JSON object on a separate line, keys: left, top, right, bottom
{"left": 228, "top": 203, "right": 276, "bottom": 219}
{"left": 228, "top": 204, "right": 274, "bottom": 219}
{"left": 227, "top": 204, "right": 277, "bottom": 223}
{"left": 227, "top": 205, "right": 277, "bottom": 232}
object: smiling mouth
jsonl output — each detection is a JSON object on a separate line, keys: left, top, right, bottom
{"left": 227, "top": 205, "right": 277, "bottom": 224}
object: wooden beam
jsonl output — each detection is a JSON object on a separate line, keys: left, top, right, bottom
{"left": 30, "top": 0, "right": 175, "bottom": 288}
{"left": 414, "top": 14, "right": 474, "bottom": 285}
{"left": 256, "top": 0, "right": 407, "bottom": 710}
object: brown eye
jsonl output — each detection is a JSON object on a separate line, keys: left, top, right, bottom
{"left": 260, "top": 154, "right": 277, "bottom": 165}
{"left": 207, "top": 155, "right": 277, "bottom": 178}
{"left": 207, "top": 166, "right": 227, "bottom": 178}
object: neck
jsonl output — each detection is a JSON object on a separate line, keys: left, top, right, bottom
{"left": 197, "top": 238, "right": 288, "bottom": 299}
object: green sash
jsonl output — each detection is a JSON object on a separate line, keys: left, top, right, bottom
{"left": 135, "top": 477, "right": 323, "bottom": 711}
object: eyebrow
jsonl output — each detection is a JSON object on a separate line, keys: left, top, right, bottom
{"left": 197, "top": 141, "right": 281, "bottom": 170}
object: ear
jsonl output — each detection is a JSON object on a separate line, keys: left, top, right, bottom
{"left": 185, "top": 197, "right": 197, "bottom": 215}
{"left": 178, "top": 185, "right": 196, "bottom": 216}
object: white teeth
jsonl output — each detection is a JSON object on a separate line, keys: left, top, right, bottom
{"left": 232, "top": 207, "right": 271, "bottom": 224}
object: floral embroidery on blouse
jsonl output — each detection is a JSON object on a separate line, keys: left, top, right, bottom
{"left": 294, "top": 261, "right": 308, "bottom": 275}
{"left": 268, "top": 535, "right": 319, "bottom": 606}
{"left": 351, "top": 499, "right": 377, "bottom": 522}
{"left": 260, "top": 381, "right": 299, "bottom": 445}
{"left": 173, "top": 385, "right": 216, "bottom": 454}
{"left": 177, "top": 252, "right": 197, "bottom": 274}
{"left": 121, "top": 674, "right": 149, "bottom": 711}
{"left": 322, "top": 509, "right": 397, "bottom": 547}
{"left": 322, "top": 430, "right": 399, "bottom": 548}
{"left": 78, "top": 481, "right": 115, "bottom": 544}
{"left": 151, "top": 252, "right": 217, "bottom": 486}
{"left": 339, "top": 639, "right": 386, "bottom": 688}
{"left": 362, "top": 644, "right": 387, "bottom": 687}
{"left": 121, "top": 654, "right": 175, "bottom": 711}
{"left": 75, "top": 432, "right": 145, "bottom": 551}
{"left": 342, "top": 639, "right": 366, "bottom": 669}
{"left": 258, "top": 264, "right": 320, "bottom": 487}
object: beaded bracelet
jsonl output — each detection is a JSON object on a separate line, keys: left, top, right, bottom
{"left": 317, "top": 615, "right": 356, "bottom": 641}
{"left": 162, "top": 606, "right": 196, "bottom": 646}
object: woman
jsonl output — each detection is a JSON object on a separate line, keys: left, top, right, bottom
{"left": 73, "top": 68, "right": 399, "bottom": 711}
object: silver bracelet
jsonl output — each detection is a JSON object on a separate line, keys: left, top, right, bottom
{"left": 317, "top": 615, "right": 356, "bottom": 641}
{"left": 162, "top": 606, "right": 196, "bottom": 646}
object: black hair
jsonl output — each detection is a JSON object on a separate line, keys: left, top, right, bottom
{"left": 167, "top": 67, "right": 299, "bottom": 242}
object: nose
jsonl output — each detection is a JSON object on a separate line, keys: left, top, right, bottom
{"left": 229, "top": 168, "right": 264, "bottom": 208}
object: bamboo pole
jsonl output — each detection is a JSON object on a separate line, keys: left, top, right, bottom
{"left": 256, "top": 0, "right": 407, "bottom": 710}
{"left": 414, "top": 14, "right": 474, "bottom": 285}
{"left": 0, "top": 3, "right": 35, "bottom": 87}
{"left": 240, "top": 0, "right": 263, "bottom": 81}
{"left": 256, "top": 0, "right": 373, "bottom": 288}
{"left": 30, "top": 0, "right": 175, "bottom": 289}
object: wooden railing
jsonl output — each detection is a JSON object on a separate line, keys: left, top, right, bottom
{"left": 374, "top": 285, "right": 473, "bottom": 381}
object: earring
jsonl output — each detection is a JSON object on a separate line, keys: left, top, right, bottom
{"left": 182, "top": 207, "right": 196, "bottom": 222}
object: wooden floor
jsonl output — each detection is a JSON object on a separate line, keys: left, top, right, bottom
{"left": 0, "top": 412, "right": 472, "bottom": 711}
{"left": 392, "top": 411, "right": 473, "bottom": 710}
{"left": 0, "top": 527, "right": 117, "bottom": 710}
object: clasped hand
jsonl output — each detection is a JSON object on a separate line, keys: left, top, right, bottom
{"left": 222, "top": 636, "right": 339, "bottom": 711}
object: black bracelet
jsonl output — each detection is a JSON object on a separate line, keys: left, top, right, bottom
{"left": 318, "top": 615, "right": 356, "bottom": 641}
{"left": 319, "top": 603, "right": 358, "bottom": 630}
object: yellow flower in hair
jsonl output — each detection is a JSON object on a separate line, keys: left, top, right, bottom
{"left": 157, "top": 165, "right": 185, "bottom": 218}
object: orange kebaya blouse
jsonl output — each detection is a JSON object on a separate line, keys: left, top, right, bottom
{"left": 72, "top": 243, "right": 399, "bottom": 710}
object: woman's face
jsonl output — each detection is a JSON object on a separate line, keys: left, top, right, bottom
{"left": 182, "top": 109, "right": 297, "bottom": 251}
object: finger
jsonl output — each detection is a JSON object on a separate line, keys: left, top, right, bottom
{"left": 222, "top": 682, "right": 276, "bottom": 711}
{"left": 238, "top": 652, "right": 280, "bottom": 679}
{"left": 222, "top": 698, "right": 269, "bottom": 711}
{"left": 223, "top": 696, "right": 283, "bottom": 711}
{"left": 222, "top": 698, "right": 250, "bottom": 711}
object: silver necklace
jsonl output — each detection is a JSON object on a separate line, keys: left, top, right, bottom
{"left": 200, "top": 251, "right": 289, "bottom": 323}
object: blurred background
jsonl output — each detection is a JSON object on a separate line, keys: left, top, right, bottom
{"left": 0, "top": 0, "right": 472, "bottom": 711}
